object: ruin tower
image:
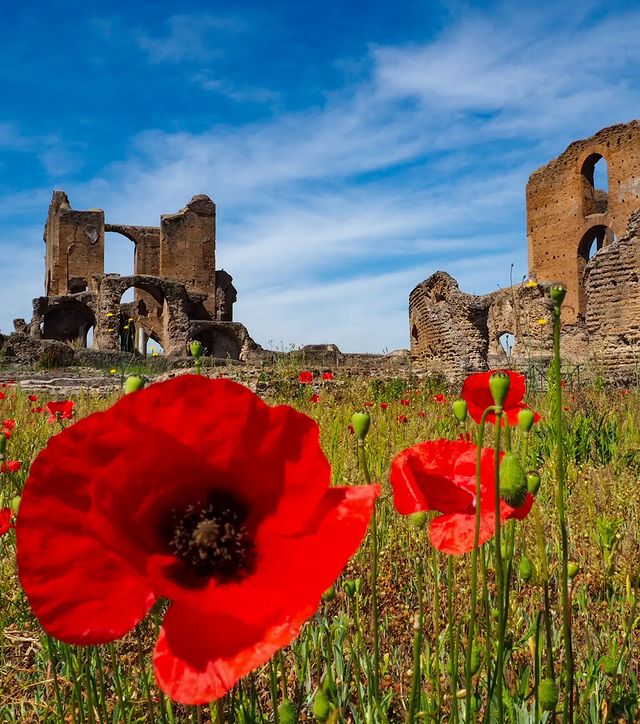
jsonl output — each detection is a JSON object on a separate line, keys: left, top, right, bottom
{"left": 44, "top": 190, "right": 105, "bottom": 295}
{"left": 526, "top": 120, "right": 640, "bottom": 321}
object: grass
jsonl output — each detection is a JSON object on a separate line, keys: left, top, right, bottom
{"left": 0, "top": 371, "right": 639, "bottom": 722}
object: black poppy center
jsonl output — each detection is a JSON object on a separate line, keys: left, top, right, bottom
{"left": 169, "top": 491, "right": 256, "bottom": 581}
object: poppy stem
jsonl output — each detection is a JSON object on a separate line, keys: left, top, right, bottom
{"left": 465, "top": 406, "right": 493, "bottom": 723}
{"left": 447, "top": 556, "right": 459, "bottom": 723}
{"left": 357, "top": 438, "right": 380, "bottom": 701}
{"left": 431, "top": 542, "right": 442, "bottom": 718}
{"left": 493, "top": 408, "right": 505, "bottom": 722}
{"left": 552, "top": 299, "right": 573, "bottom": 724}
{"left": 45, "top": 635, "right": 65, "bottom": 724}
{"left": 408, "top": 554, "right": 423, "bottom": 723}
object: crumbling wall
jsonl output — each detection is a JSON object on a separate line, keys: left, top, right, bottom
{"left": 527, "top": 121, "right": 640, "bottom": 322}
{"left": 160, "top": 195, "right": 216, "bottom": 317}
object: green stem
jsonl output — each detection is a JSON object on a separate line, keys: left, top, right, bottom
{"left": 45, "top": 636, "right": 65, "bottom": 724}
{"left": 408, "top": 556, "right": 423, "bottom": 723}
{"left": 431, "top": 540, "right": 442, "bottom": 718}
{"left": 447, "top": 556, "right": 458, "bottom": 723}
{"left": 465, "top": 406, "right": 493, "bottom": 722}
{"left": 358, "top": 438, "right": 380, "bottom": 699}
{"left": 553, "top": 305, "right": 573, "bottom": 724}
{"left": 534, "top": 611, "right": 542, "bottom": 722}
{"left": 481, "top": 548, "right": 493, "bottom": 724}
{"left": 493, "top": 409, "right": 505, "bottom": 721}
{"left": 135, "top": 625, "right": 156, "bottom": 723}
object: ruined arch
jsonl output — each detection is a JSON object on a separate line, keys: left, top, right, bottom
{"left": 577, "top": 225, "right": 615, "bottom": 314}
{"left": 581, "top": 152, "right": 609, "bottom": 216}
{"left": 42, "top": 300, "right": 95, "bottom": 347}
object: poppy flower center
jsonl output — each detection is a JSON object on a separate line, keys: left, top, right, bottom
{"left": 168, "top": 492, "right": 256, "bottom": 581}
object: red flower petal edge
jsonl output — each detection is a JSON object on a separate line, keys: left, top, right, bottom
{"left": 461, "top": 369, "right": 540, "bottom": 426}
{"left": 390, "top": 438, "right": 533, "bottom": 555}
{"left": 17, "top": 376, "right": 379, "bottom": 704}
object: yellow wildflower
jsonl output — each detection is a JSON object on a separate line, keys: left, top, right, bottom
{"left": 123, "top": 325, "right": 129, "bottom": 330}
{"left": 526, "top": 280, "right": 538, "bottom": 287}
{"left": 106, "top": 312, "right": 114, "bottom": 317}
{"left": 537, "top": 318, "right": 547, "bottom": 325}
{"left": 110, "top": 368, "right": 117, "bottom": 375}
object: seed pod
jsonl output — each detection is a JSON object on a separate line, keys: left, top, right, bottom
{"left": 527, "top": 470, "right": 541, "bottom": 495}
{"left": 519, "top": 556, "right": 533, "bottom": 582}
{"left": 499, "top": 452, "right": 528, "bottom": 508}
{"left": 452, "top": 399, "right": 468, "bottom": 422}
{"left": 517, "top": 408, "right": 535, "bottom": 433}
{"left": 539, "top": 678, "right": 558, "bottom": 711}
{"left": 410, "top": 511, "right": 427, "bottom": 529}
{"left": 312, "top": 691, "right": 331, "bottom": 722}
{"left": 124, "top": 375, "right": 145, "bottom": 394}
{"left": 278, "top": 698, "right": 297, "bottom": 724}
{"left": 322, "top": 584, "right": 336, "bottom": 602}
{"left": 567, "top": 562, "right": 580, "bottom": 579}
{"left": 351, "top": 410, "right": 370, "bottom": 441}
{"left": 489, "top": 371, "right": 510, "bottom": 408}
{"left": 550, "top": 284, "right": 567, "bottom": 308}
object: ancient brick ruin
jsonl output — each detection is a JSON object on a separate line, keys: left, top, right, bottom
{"left": 12, "top": 191, "right": 259, "bottom": 360}
{"left": 410, "top": 121, "right": 640, "bottom": 382}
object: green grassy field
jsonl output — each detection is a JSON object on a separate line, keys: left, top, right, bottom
{"left": 0, "top": 368, "right": 639, "bottom": 723}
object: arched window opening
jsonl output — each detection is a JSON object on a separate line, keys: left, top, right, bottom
{"left": 581, "top": 153, "right": 609, "bottom": 216}
{"left": 117, "top": 284, "right": 165, "bottom": 354}
{"left": 86, "top": 326, "right": 94, "bottom": 349}
{"left": 498, "top": 332, "right": 516, "bottom": 361}
{"left": 577, "top": 225, "right": 615, "bottom": 315}
{"left": 411, "top": 323, "right": 419, "bottom": 342}
{"left": 105, "top": 232, "right": 135, "bottom": 302}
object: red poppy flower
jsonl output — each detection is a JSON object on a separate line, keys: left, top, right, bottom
{"left": 380, "top": 402, "right": 389, "bottom": 410}
{"left": 390, "top": 438, "right": 533, "bottom": 555}
{"left": 1, "top": 460, "right": 22, "bottom": 473}
{"left": 433, "top": 393, "right": 446, "bottom": 404}
{"left": 298, "top": 371, "right": 313, "bottom": 384}
{"left": 28, "top": 394, "right": 39, "bottom": 402}
{"left": 348, "top": 423, "right": 355, "bottom": 434}
{"left": 17, "top": 376, "right": 379, "bottom": 704}
{"left": 418, "top": 411, "right": 426, "bottom": 419}
{"left": 363, "top": 401, "right": 374, "bottom": 408}
{"left": 0, "top": 507, "right": 14, "bottom": 536}
{"left": 0, "top": 392, "right": 5, "bottom": 401}
{"left": 31, "top": 406, "right": 44, "bottom": 413}
{"left": 461, "top": 370, "right": 540, "bottom": 426}
{"left": 397, "top": 415, "right": 408, "bottom": 424}
{"left": 310, "top": 393, "right": 320, "bottom": 404}
{"left": 400, "top": 398, "right": 410, "bottom": 406}
{"left": 45, "top": 400, "right": 75, "bottom": 424}
{"left": 321, "top": 371, "right": 333, "bottom": 381}
{"left": 2, "top": 419, "right": 15, "bottom": 438}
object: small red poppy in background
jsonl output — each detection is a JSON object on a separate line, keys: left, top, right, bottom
{"left": 30, "top": 406, "right": 44, "bottom": 414}
{"left": 2, "top": 419, "right": 15, "bottom": 438}
{"left": 0, "top": 392, "right": 5, "bottom": 401}
{"left": 461, "top": 370, "right": 539, "bottom": 426}
{"left": 397, "top": 414, "right": 408, "bottom": 424}
{"left": 433, "top": 393, "right": 446, "bottom": 404}
{"left": 28, "top": 394, "right": 38, "bottom": 402}
{"left": 363, "top": 401, "right": 374, "bottom": 408}
{"left": 310, "top": 393, "right": 320, "bottom": 404}
{"left": 298, "top": 370, "right": 313, "bottom": 384}
{"left": 17, "top": 376, "right": 379, "bottom": 704}
{"left": 321, "top": 371, "right": 334, "bottom": 381}
{"left": 400, "top": 399, "right": 410, "bottom": 406}
{"left": 1, "top": 460, "right": 22, "bottom": 474}
{"left": 0, "top": 508, "right": 14, "bottom": 536}
{"left": 418, "top": 411, "right": 426, "bottom": 418}
{"left": 380, "top": 402, "right": 389, "bottom": 410}
{"left": 45, "top": 400, "right": 75, "bottom": 424}
{"left": 391, "top": 438, "right": 533, "bottom": 555}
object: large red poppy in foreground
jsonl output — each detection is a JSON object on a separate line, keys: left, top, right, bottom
{"left": 17, "top": 376, "right": 379, "bottom": 704}
{"left": 390, "top": 438, "right": 532, "bottom": 555}
{"left": 461, "top": 369, "right": 540, "bottom": 426}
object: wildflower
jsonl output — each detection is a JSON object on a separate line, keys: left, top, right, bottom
{"left": 1, "top": 460, "right": 22, "bottom": 474}
{"left": 397, "top": 414, "right": 408, "bottom": 424}
{"left": 45, "top": 401, "right": 75, "bottom": 424}
{"left": 28, "top": 394, "right": 38, "bottom": 402}
{"left": 31, "top": 406, "right": 44, "bottom": 414}
{"left": 433, "top": 393, "right": 446, "bottom": 404}
{"left": 0, "top": 508, "right": 14, "bottom": 536}
{"left": 310, "top": 393, "right": 320, "bottom": 404}
{"left": 526, "top": 280, "right": 538, "bottom": 288}
{"left": 2, "top": 419, "right": 16, "bottom": 438}
{"left": 537, "top": 318, "right": 547, "bottom": 325}
{"left": 123, "top": 325, "right": 129, "bottom": 330}
{"left": 106, "top": 312, "right": 114, "bottom": 317}
{"left": 400, "top": 399, "right": 410, "bottom": 406}
{"left": 110, "top": 369, "right": 117, "bottom": 375}
{"left": 298, "top": 371, "right": 313, "bottom": 384}
{"left": 363, "top": 401, "right": 375, "bottom": 408}
{"left": 106, "top": 328, "right": 115, "bottom": 332}
{"left": 462, "top": 370, "right": 539, "bottom": 426}
{"left": 418, "top": 411, "right": 426, "bottom": 418}
{"left": 321, "top": 371, "right": 333, "bottom": 381}
{"left": 390, "top": 438, "right": 533, "bottom": 555}
{"left": 0, "top": 392, "right": 4, "bottom": 401}
{"left": 380, "top": 402, "right": 389, "bottom": 410}
{"left": 17, "top": 376, "right": 379, "bottom": 704}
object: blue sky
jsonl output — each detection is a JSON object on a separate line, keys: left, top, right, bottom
{"left": 1, "top": 0, "right": 639, "bottom": 352}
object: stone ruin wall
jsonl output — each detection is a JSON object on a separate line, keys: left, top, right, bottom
{"left": 411, "top": 121, "right": 640, "bottom": 384}
{"left": 9, "top": 191, "right": 258, "bottom": 363}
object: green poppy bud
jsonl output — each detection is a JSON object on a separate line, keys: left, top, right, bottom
{"left": 452, "top": 399, "right": 468, "bottom": 422}
{"left": 470, "top": 642, "right": 481, "bottom": 675}
{"left": 489, "top": 371, "right": 510, "bottom": 409}
{"left": 322, "top": 584, "right": 336, "bottom": 602}
{"left": 278, "top": 698, "right": 297, "bottom": 724}
{"left": 410, "top": 511, "right": 427, "bottom": 529}
{"left": 344, "top": 580, "right": 356, "bottom": 598}
{"left": 124, "top": 375, "right": 145, "bottom": 394}
{"left": 10, "top": 495, "right": 20, "bottom": 515}
{"left": 351, "top": 410, "right": 370, "bottom": 441}
{"left": 312, "top": 690, "right": 331, "bottom": 722}
{"left": 527, "top": 470, "right": 541, "bottom": 495}
{"left": 189, "top": 340, "right": 203, "bottom": 359}
{"left": 517, "top": 408, "right": 535, "bottom": 433}
{"left": 567, "top": 562, "right": 580, "bottom": 579}
{"left": 601, "top": 655, "right": 617, "bottom": 676}
{"left": 550, "top": 284, "right": 567, "bottom": 309}
{"left": 519, "top": 556, "right": 533, "bottom": 582}
{"left": 539, "top": 678, "right": 558, "bottom": 711}
{"left": 354, "top": 577, "right": 362, "bottom": 594}
{"left": 499, "top": 452, "right": 528, "bottom": 508}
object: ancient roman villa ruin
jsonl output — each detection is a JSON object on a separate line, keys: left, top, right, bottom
{"left": 410, "top": 120, "right": 640, "bottom": 382}
{"left": 0, "top": 121, "right": 638, "bottom": 382}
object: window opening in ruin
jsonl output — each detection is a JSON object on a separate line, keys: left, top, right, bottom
{"left": 498, "top": 332, "right": 516, "bottom": 361}
{"left": 581, "top": 153, "right": 608, "bottom": 216}
{"left": 118, "top": 284, "right": 164, "bottom": 354}
{"left": 577, "top": 225, "right": 614, "bottom": 315}
{"left": 105, "top": 232, "right": 136, "bottom": 302}
{"left": 411, "top": 323, "right": 419, "bottom": 342}
{"left": 86, "top": 326, "right": 94, "bottom": 349}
